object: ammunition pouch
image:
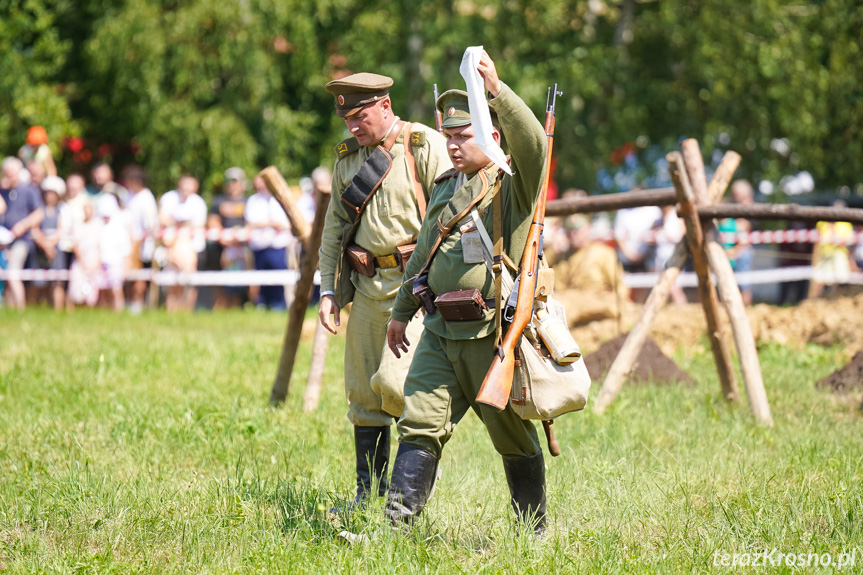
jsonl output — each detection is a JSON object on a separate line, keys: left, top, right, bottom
{"left": 434, "top": 289, "right": 489, "bottom": 322}
{"left": 395, "top": 243, "right": 416, "bottom": 272}
{"left": 346, "top": 244, "right": 376, "bottom": 277}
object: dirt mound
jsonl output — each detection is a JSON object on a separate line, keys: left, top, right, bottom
{"left": 816, "top": 351, "right": 863, "bottom": 395}
{"left": 583, "top": 333, "right": 695, "bottom": 385}
{"left": 560, "top": 290, "right": 863, "bottom": 360}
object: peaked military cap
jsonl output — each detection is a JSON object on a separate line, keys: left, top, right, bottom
{"left": 436, "top": 89, "right": 499, "bottom": 130}
{"left": 325, "top": 72, "right": 393, "bottom": 118}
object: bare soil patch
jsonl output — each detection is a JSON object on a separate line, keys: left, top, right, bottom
{"left": 816, "top": 351, "right": 863, "bottom": 395}
{"left": 583, "top": 333, "right": 695, "bottom": 385}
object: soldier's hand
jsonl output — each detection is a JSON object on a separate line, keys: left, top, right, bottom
{"left": 478, "top": 50, "right": 502, "bottom": 98}
{"left": 319, "top": 294, "right": 341, "bottom": 334}
{"left": 387, "top": 319, "right": 411, "bottom": 358}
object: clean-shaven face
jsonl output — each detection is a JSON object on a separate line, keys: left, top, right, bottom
{"left": 444, "top": 124, "right": 496, "bottom": 174}
{"left": 344, "top": 99, "right": 391, "bottom": 147}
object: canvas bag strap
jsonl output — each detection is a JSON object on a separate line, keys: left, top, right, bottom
{"left": 411, "top": 168, "right": 492, "bottom": 280}
{"left": 492, "top": 181, "right": 505, "bottom": 347}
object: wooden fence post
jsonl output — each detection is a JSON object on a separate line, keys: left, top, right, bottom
{"left": 681, "top": 140, "right": 773, "bottom": 425}
{"left": 594, "top": 150, "right": 742, "bottom": 412}
{"left": 269, "top": 174, "right": 332, "bottom": 404}
{"left": 669, "top": 151, "right": 739, "bottom": 400}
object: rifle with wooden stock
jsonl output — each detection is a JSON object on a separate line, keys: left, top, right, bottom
{"left": 476, "top": 84, "right": 562, "bottom": 411}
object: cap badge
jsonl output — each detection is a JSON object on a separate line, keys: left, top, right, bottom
{"left": 338, "top": 95, "right": 345, "bottom": 105}
{"left": 447, "top": 107, "right": 456, "bottom": 117}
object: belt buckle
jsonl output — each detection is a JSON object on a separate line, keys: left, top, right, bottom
{"left": 376, "top": 254, "right": 399, "bottom": 269}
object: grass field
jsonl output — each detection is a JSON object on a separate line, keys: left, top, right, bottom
{"left": 1, "top": 308, "right": 861, "bottom": 573}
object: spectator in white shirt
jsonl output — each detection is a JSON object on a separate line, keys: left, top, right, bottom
{"left": 159, "top": 174, "right": 207, "bottom": 311}
{"left": 96, "top": 194, "right": 131, "bottom": 312}
{"left": 245, "top": 175, "right": 292, "bottom": 310}
{"left": 122, "top": 165, "right": 159, "bottom": 314}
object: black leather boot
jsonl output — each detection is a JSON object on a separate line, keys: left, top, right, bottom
{"left": 353, "top": 425, "right": 391, "bottom": 504}
{"left": 384, "top": 443, "right": 438, "bottom": 527}
{"left": 503, "top": 451, "right": 547, "bottom": 534}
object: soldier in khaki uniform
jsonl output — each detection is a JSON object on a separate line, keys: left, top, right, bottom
{"left": 318, "top": 73, "right": 451, "bottom": 509}
{"left": 385, "top": 52, "right": 549, "bottom": 532}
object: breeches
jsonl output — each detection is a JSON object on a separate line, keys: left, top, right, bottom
{"left": 397, "top": 329, "right": 541, "bottom": 460}
{"left": 344, "top": 290, "right": 422, "bottom": 427}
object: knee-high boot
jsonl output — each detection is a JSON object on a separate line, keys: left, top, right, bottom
{"left": 384, "top": 443, "right": 438, "bottom": 527}
{"left": 503, "top": 451, "right": 547, "bottom": 533}
{"left": 352, "top": 425, "right": 391, "bottom": 504}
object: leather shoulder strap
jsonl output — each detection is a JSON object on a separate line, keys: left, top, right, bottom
{"left": 382, "top": 120, "right": 403, "bottom": 151}
{"left": 401, "top": 122, "right": 427, "bottom": 219}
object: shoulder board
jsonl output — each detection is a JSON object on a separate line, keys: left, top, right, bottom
{"left": 434, "top": 168, "right": 459, "bottom": 184}
{"left": 409, "top": 129, "right": 426, "bottom": 147}
{"left": 334, "top": 137, "right": 360, "bottom": 159}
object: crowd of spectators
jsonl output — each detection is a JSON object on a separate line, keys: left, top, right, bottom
{"left": 3, "top": 127, "right": 860, "bottom": 313}
{"left": 0, "top": 126, "right": 318, "bottom": 313}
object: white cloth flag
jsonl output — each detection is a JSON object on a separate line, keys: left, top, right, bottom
{"left": 459, "top": 46, "right": 513, "bottom": 176}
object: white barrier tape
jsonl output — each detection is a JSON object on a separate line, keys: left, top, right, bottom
{"left": 624, "top": 266, "right": 863, "bottom": 288}
{"left": 155, "top": 227, "right": 299, "bottom": 244}
{"left": 164, "top": 226, "right": 863, "bottom": 246}
{"left": 0, "top": 268, "right": 319, "bottom": 287}
{"left": 576, "top": 228, "right": 863, "bottom": 246}
{"left": 4, "top": 266, "right": 860, "bottom": 289}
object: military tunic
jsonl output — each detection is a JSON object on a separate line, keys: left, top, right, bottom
{"left": 319, "top": 121, "right": 451, "bottom": 427}
{"left": 390, "top": 84, "right": 548, "bottom": 459}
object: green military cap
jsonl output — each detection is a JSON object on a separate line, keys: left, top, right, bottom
{"left": 325, "top": 72, "right": 393, "bottom": 118}
{"left": 435, "top": 89, "right": 498, "bottom": 130}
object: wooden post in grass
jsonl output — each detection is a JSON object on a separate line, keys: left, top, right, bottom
{"left": 270, "top": 169, "right": 332, "bottom": 404}
{"left": 680, "top": 140, "right": 772, "bottom": 426}
{"left": 594, "top": 150, "right": 741, "bottom": 414}
{"left": 669, "top": 150, "right": 739, "bottom": 401}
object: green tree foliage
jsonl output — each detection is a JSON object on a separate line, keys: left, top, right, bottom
{"left": 1, "top": 0, "right": 860, "bottom": 196}
{"left": 0, "top": 0, "right": 80, "bottom": 162}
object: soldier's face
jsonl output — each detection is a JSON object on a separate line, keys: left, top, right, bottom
{"left": 444, "top": 124, "right": 497, "bottom": 174}
{"left": 344, "top": 99, "right": 391, "bottom": 147}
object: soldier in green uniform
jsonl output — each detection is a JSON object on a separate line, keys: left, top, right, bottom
{"left": 319, "top": 73, "right": 451, "bottom": 510}
{"left": 385, "top": 52, "right": 549, "bottom": 532}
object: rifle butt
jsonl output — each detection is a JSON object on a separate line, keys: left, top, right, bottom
{"left": 476, "top": 353, "right": 515, "bottom": 410}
